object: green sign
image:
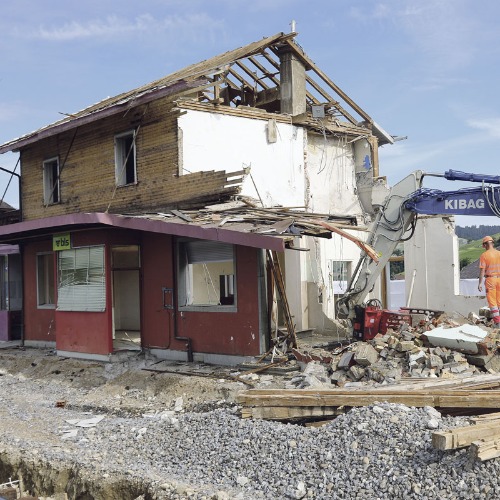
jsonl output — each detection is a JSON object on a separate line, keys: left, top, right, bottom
{"left": 53, "top": 233, "right": 71, "bottom": 251}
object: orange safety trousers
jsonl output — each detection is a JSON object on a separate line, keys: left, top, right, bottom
{"left": 486, "top": 276, "right": 500, "bottom": 324}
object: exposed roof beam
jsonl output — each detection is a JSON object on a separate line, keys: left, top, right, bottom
{"left": 234, "top": 60, "right": 270, "bottom": 90}
{"left": 283, "top": 39, "right": 372, "bottom": 124}
{"left": 267, "top": 46, "right": 358, "bottom": 124}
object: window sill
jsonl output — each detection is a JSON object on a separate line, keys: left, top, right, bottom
{"left": 116, "top": 181, "right": 139, "bottom": 188}
{"left": 37, "top": 304, "right": 56, "bottom": 310}
{"left": 179, "top": 305, "right": 237, "bottom": 313}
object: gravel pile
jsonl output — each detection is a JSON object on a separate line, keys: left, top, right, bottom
{"left": 0, "top": 355, "right": 500, "bottom": 499}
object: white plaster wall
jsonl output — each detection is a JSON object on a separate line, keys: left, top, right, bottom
{"left": 179, "top": 110, "right": 305, "bottom": 207}
{"left": 304, "top": 233, "right": 369, "bottom": 332}
{"left": 306, "top": 134, "right": 364, "bottom": 215}
{"left": 179, "top": 110, "right": 371, "bottom": 334}
{"left": 404, "top": 216, "right": 485, "bottom": 315}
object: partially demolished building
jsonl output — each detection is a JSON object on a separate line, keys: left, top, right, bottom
{"left": 0, "top": 32, "right": 395, "bottom": 362}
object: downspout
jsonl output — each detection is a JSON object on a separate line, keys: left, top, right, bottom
{"left": 171, "top": 238, "right": 193, "bottom": 362}
{"left": 18, "top": 242, "right": 25, "bottom": 347}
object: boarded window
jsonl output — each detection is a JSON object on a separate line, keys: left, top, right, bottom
{"left": 57, "top": 246, "right": 106, "bottom": 312}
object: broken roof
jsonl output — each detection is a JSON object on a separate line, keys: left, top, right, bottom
{"left": 0, "top": 203, "right": 364, "bottom": 251}
{"left": 0, "top": 32, "right": 393, "bottom": 154}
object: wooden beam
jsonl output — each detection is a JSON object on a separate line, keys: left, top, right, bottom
{"left": 248, "top": 55, "right": 280, "bottom": 85}
{"left": 237, "top": 388, "right": 500, "bottom": 409}
{"left": 470, "top": 438, "right": 500, "bottom": 461}
{"left": 234, "top": 60, "right": 270, "bottom": 90}
{"left": 283, "top": 39, "right": 373, "bottom": 124}
{"left": 432, "top": 421, "right": 500, "bottom": 450}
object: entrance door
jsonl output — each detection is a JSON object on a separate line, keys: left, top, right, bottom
{"left": 111, "top": 245, "right": 141, "bottom": 351}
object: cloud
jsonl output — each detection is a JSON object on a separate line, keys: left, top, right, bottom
{"left": 467, "top": 118, "right": 500, "bottom": 139}
{"left": 34, "top": 13, "right": 224, "bottom": 42}
{"left": 351, "top": 0, "right": 499, "bottom": 72}
{"left": 410, "top": 76, "right": 470, "bottom": 92}
{"left": 0, "top": 102, "right": 28, "bottom": 122}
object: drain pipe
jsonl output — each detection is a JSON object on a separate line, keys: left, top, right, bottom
{"left": 18, "top": 242, "right": 25, "bottom": 347}
{"left": 171, "top": 239, "right": 193, "bottom": 362}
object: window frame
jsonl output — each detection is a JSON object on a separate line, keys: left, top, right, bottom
{"left": 177, "top": 239, "right": 237, "bottom": 313}
{"left": 36, "top": 252, "right": 55, "bottom": 309}
{"left": 114, "top": 130, "right": 137, "bottom": 187}
{"left": 43, "top": 156, "right": 60, "bottom": 205}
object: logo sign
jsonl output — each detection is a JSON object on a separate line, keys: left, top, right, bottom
{"left": 53, "top": 233, "right": 71, "bottom": 251}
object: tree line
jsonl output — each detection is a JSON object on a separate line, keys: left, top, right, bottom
{"left": 455, "top": 225, "right": 500, "bottom": 240}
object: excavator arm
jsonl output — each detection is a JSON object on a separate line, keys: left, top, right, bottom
{"left": 338, "top": 169, "right": 500, "bottom": 338}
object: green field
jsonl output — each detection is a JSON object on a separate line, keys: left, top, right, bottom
{"left": 459, "top": 232, "right": 500, "bottom": 264}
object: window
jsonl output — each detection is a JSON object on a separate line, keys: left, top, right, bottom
{"left": 43, "top": 157, "right": 60, "bottom": 204}
{"left": 114, "top": 131, "right": 137, "bottom": 186}
{"left": 329, "top": 260, "right": 352, "bottom": 308}
{"left": 0, "top": 254, "right": 22, "bottom": 311}
{"left": 57, "top": 246, "right": 106, "bottom": 312}
{"left": 37, "top": 253, "right": 55, "bottom": 308}
{"left": 178, "top": 240, "right": 236, "bottom": 310}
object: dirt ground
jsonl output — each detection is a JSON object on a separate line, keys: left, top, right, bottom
{"left": 0, "top": 345, "right": 288, "bottom": 499}
{"left": 0, "top": 345, "right": 280, "bottom": 416}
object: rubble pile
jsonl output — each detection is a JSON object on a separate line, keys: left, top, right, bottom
{"left": 288, "top": 314, "right": 500, "bottom": 389}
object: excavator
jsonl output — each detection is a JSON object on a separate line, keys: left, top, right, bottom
{"left": 337, "top": 169, "right": 500, "bottom": 340}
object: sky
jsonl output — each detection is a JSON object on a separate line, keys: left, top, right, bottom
{"left": 1, "top": 0, "right": 500, "bottom": 227}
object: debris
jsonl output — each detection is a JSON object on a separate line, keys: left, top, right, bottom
{"left": 424, "top": 324, "right": 490, "bottom": 354}
{"left": 65, "top": 415, "right": 105, "bottom": 428}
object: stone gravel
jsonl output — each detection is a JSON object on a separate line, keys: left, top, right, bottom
{"left": 0, "top": 356, "right": 499, "bottom": 499}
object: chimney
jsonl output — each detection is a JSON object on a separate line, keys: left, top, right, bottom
{"left": 278, "top": 45, "right": 306, "bottom": 116}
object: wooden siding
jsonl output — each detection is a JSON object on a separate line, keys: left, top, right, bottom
{"left": 20, "top": 97, "right": 239, "bottom": 220}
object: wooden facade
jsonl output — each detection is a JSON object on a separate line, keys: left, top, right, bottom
{"left": 21, "top": 98, "right": 240, "bottom": 220}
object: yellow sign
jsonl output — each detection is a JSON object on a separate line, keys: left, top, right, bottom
{"left": 53, "top": 233, "right": 71, "bottom": 251}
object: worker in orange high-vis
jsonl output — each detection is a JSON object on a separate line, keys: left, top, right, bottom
{"left": 478, "top": 235, "right": 500, "bottom": 325}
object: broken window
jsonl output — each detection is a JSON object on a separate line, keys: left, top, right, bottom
{"left": 43, "top": 157, "right": 60, "bottom": 205}
{"left": 57, "top": 246, "right": 105, "bottom": 312}
{"left": 114, "top": 131, "right": 137, "bottom": 186}
{"left": 37, "top": 253, "right": 55, "bottom": 308}
{"left": 178, "top": 239, "right": 236, "bottom": 310}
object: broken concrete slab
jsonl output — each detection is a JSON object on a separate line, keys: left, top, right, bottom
{"left": 354, "top": 343, "right": 379, "bottom": 366}
{"left": 424, "top": 324, "right": 490, "bottom": 354}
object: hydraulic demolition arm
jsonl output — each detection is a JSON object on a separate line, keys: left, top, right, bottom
{"left": 337, "top": 169, "right": 500, "bottom": 339}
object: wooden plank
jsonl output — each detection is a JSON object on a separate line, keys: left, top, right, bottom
{"left": 170, "top": 209, "right": 192, "bottom": 222}
{"left": 238, "top": 387, "right": 500, "bottom": 397}
{"left": 239, "top": 393, "right": 438, "bottom": 408}
{"left": 470, "top": 438, "right": 500, "bottom": 461}
{"left": 238, "top": 389, "right": 500, "bottom": 409}
{"left": 471, "top": 412, "right": 500, "bottom": 423}
{"left": 432, "top": 422, "right": 500, "bottom": 450}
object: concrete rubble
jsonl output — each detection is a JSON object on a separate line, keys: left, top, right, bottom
{"left": 286, "top": 312, "right": 500, "bottom": 389}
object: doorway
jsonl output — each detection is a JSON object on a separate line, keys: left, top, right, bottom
{"left": 112, "top": 245, "right": 141, "bottom": 351}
